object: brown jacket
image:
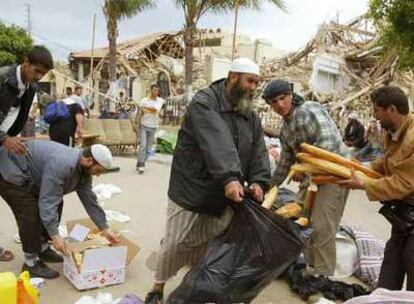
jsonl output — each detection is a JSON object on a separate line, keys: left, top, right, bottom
{"left": 365, "top": 114, "right": 414, "bottom": 201}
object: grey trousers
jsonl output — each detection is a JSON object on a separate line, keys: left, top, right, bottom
{"left": 154, "top": 200, "right": 233, "bottom": 283}
{"left": 304, "top": 184, "right": 349, "bottom": 276}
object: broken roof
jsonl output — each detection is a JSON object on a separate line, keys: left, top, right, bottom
{"left": 69, "top": 32, "right": 184, "bottom": 60}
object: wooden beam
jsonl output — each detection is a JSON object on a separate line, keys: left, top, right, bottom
{"left": 328, "top": 23, "right": 375, "bottom": 38}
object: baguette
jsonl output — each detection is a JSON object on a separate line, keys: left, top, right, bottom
{"left": 311, "top": 175, "right": 344, "bottom": 184}
{"left": 262, "top": 186, "right": 278, "bottom": 209}
{"left": 296, "top": 152, "right": 353, "bottom": 179}
{"left": 300, "top": 143, "right": 383, "bottom": 179}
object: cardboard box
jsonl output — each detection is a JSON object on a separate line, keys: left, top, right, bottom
{"left": 63, "top": 219, "right": 139, "bottom": 290}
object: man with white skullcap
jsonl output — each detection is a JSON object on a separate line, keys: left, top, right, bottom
{"left": 0, "top": 140, "right": 118, "bottom": 279}
{"left": 144, "top": 58, "right": 270, "bottom": 304}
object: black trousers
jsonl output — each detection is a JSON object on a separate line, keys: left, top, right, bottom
{"left": 49, "top": 132, "right": 74, "bottom": 147}
{"left": 377, "top": 227, "right": 414, "bottom": 290}
{"left": 0, "top": 175, "right": 63, "bottom": 254}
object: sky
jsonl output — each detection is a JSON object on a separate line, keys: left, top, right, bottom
{"left": 0, "top": 0, "right": 368, "bottom": 61}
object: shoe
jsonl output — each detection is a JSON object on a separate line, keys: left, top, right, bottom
{"left": 137, "top": 167, "right": 145, "bottom": 174}
{"left": 22, "top": 260, "right": 60, "bottom": 279}
{"left": 144, "top": 291, "right": 163, "bottom": 304}
{"left": 39, "top": 247, "right": 63, "bottom": 263}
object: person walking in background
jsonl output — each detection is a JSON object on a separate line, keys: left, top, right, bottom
{"left": 343, "top": 112, "right": 366, "bottom": 149}
{"left": 48, "top": 100, "right": 84, "bottom": 147}
{"left": 356, "top": 118, "right": 383, "bottom": 162}
{"left": 136, "top": 84, "right": 165, "bottom": 174}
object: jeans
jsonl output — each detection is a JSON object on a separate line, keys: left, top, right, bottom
{"left": 136, "top": 125, "right": 156, "bottom": 168}
{"left": 356, "top": 143, "right": 381, "bottom": 162}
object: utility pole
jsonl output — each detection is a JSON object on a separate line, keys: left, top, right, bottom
{"left": 25, "top": 3, "right": 31, "bottom": 38}
{"left": 89, "top": 14, "right": 97, "bottom": 114}
{"left": 231, "top": 0, "right": 240, "bottom": 61}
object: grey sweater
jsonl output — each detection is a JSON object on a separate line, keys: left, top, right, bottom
{"left": 0, "top": 140, "right": 108, "bottom": 236}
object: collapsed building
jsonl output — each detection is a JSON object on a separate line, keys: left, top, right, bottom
{"left": 65, "top": 13, "right": 414, "bottom": 132}
{"left": 258, "top": 13, "right": 414, "bottom": 133}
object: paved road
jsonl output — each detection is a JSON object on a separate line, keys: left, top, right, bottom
{"left": 0, "top": 155, "right": 390, "bottom": 303}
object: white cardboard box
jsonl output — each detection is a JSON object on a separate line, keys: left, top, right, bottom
{"left": 63, "top": 219, "right": 139, "bottom": 290}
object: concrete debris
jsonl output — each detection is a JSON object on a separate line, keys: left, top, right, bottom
{"left": 257, "top": 13, "right": 414, "bottom": 133}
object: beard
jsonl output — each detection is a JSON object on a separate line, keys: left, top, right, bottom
{"left": 229, "top": 81, "right": 253, "bottom": 114}
{"left": 379, "top": 120, "right": 393, "bottom": 131}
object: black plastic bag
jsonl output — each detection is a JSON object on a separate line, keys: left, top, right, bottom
{"left": 167, "top": 198, "right": 304, "bottom": 304}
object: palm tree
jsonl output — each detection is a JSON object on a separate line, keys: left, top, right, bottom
{"left": 102, "top": 0, "right": 155, "bottom": 82}
{"left": 176, "top": 0, "right": 286, "bottom": 94}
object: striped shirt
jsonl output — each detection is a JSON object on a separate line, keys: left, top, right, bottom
{"left": 272, "top": 101, "right": 349, "bottom": 185}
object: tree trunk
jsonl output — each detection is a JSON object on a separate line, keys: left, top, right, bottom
{"left": 184, "top": 21, "right": 196, "bottom": 97}
{"left": 107, "top": 18, "right": 117, "bottom": 82}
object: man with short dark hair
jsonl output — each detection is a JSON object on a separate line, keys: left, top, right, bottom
{"left": 144, "top": 58, "right": 271, "bottom": 304}
{"left": 338, "top": 85, "right": 414, "bottom": 291}
{"left": 49, "top": 100, "right": 84, "bottom": 147}
{"left": 0, "top": 45, "right": 53, "bottom": 154}
{"left": 0, "top": 141, "right": 118, "bottom": 279}
{"left": 262, "top": 79, "right": 349, "bottom": 278}
{"left": 66, "top": 87, "right": 73, "bottom": 98}
{"left": 70, "top": 86, "right": 85, "bottom": 110}
{"left": 343, "top": 112, "right": 366, "bottom": 149}
{"left": 136, "top": 84, "right": 165, "bottom": 174}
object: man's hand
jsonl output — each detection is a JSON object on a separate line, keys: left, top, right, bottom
{"left": 101, "top": 229, "right": 120, "bottom": 244}
{"left": 225, "top": 181, "right": 244, "bottom": 203}
{"left": 51, "top": 235, "right": 69, "bottom": 256}
{"left": 336, "top": 170, "right": 366, "bottom": 190}
{"left": 292, "top": 171, "right": 306, "bottom": 183}
{"left": 3, "top": 136, "right": 27, "bottom": 154}
{"left": 249, "top": 183, "right": 264, "bottom": 203}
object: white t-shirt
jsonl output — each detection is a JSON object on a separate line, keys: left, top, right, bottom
{"left": 0, "top": 107, "right": 20, "bottom": 132}
{"left": 139, "top": 97, "right": 164, "bottom": 128}
{"left": 69, "top": 94, "right": 85, "bottom": 109}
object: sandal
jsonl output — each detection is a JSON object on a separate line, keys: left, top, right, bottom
{"left": 0, "top": 249, "right": 14, "bottom": 261}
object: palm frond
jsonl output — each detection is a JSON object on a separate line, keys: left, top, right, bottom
{"left": 103, "top": 0, "right": 156, "bottom": 21}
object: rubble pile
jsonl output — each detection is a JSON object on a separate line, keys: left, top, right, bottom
{"left": 256, "top": 13, "right": 414, "bottom": 133}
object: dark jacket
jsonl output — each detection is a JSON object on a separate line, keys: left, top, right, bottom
{"left": 344, "top": 120, "right": 365, "bottom": 148}
{"left": 168, "top": 79, "right": 271, "bottom": 216}
{"left": 0, "top": 65, "right": 36, "bottom": 142}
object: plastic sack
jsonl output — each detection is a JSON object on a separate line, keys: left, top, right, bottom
{"left": 93, "top": 184, "right": 122, "bottom": 201}
{"left": 167, "top": 198, "right": 304, "bottom": 304}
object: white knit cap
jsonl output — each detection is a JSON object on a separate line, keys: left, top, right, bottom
{"left": 229, "top": 57, "right": 260, "bottom": 76}
{"left": 91, "top": 144, "right": 113, "bottom": 169}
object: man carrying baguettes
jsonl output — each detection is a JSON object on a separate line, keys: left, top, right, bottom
{"left": 262, "top": 79, "right": 350, "bottom": 278}
{"left": 338, "top": 85, "right": 414, "bottom": 291}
